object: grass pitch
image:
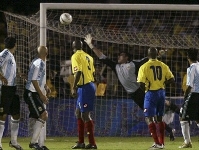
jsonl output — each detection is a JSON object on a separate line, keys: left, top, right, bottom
{"left": 2, "top": 136, "right": 199, "bottom": 150}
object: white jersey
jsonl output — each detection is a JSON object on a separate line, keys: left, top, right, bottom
{"left": 187, "top": 62, "right": 199, "bottom": 93}
{"left": 25, "top": 58, "right": 46, "bottom": 92}
{"left": 0, "top": 49, "right": 16, "bottom": 86}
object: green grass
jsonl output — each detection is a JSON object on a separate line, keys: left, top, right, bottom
{"left": 2, "top": 136, "right": 199, "bottom": 150}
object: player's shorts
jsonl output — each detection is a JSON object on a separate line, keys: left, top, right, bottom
{"left": 76, "top": 82, "right": 96, "bottom": 112}
{"left": 180, "top": 92, "right": 199, "bottom": 121}
{"left": 23, "top": 89, "right": 46, "bottom": 119}
{"left": 0, "top": 85, "right": 20, "bottom": 115}
{"left": 130, "top": 87, "right": 145, "bottom": 110}
{"left": 144, "top": 89, "right": 165, "bottom": 117}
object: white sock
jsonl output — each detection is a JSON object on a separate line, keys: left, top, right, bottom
{"left": 10, "top": 117, "right": 20, "bottom": 145}
{"left": 31, "top": 119, "right": 44, "bottom": 144}
{"left": 38, "top": 125, "right": 45, "bottom": 147}
{"left": 180, "top": 121, "right": 191, "bottom": 144}
{"left": 0, "top": 120, "right": 5, "bottom": 147}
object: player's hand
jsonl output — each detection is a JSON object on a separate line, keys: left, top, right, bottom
{"left": 84, "top": 34, "right": 94, "bottom": 49}
{"left": 71, "top": 87, "right": 78, "bottom": 98}
{"left": 19, "top": 73, "right": 27, "bottom": 82}
{"left": 40, "top": 94, "right": 49, "bottom": 104}
{"left": 0, "top": 76, "right": 8, "bottom": 85}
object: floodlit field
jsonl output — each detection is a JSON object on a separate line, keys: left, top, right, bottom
{"left": 2, "top": 136, "right": 199, "bottom": 150}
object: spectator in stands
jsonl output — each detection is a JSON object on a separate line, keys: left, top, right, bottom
{"left": 71, "top": 40, "right": 97, "bottom": 149}
{"left": 179, "top": 48, "right": 199, "bottom": 148}
{"left": 23, "top": 46, "right": 50, "bottom": 150}
{"left": 137, "top": 47, "right": 174, "bottom": 149}
{"left": 0, "top": 37, "right": 23, "bottom": 150}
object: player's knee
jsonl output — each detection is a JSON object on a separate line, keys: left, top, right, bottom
{"left": 145, "top": 117, "right": 153, "bottom": 125}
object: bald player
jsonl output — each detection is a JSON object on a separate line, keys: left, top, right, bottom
{"left": 71, "top": 40, "right": 97, "bottom": 149}
{"left": 24, "top": 46, "right": 49, "bottom": 150}
{"left": 137, "top": 47, "right": 175, "bottom": 149}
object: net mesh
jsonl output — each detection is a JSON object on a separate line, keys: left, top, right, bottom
{"left": 2, "top": 6, "right": 199, "bottom": 137}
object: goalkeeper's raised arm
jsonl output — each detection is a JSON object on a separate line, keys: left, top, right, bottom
{"left": 84, "top": 34, "right": 105, "bottom": 58}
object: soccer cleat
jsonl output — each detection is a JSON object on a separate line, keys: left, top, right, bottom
{"left": 85, "top": 144, "right": 97, "bottom": 149}
{"left": 29, "top": 143, "right": 43, "bottom": 150}
{"left": 9, "top": 141, "right": 23, "bottom": 150}
{"left": 148, "top": 144, "right": 164, "bottom": 149}
{"left": 178, "top": 142, "right": 192, "bottom": 148}
{"left": 71, "top": 142, "right": 85, "bottom": 149}
{"left": 41, "top": 146, "right": 49, "bottom": 150}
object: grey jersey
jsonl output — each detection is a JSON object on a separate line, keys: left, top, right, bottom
{"left": 115, "top": 62, "right": 139, "bottom": 93}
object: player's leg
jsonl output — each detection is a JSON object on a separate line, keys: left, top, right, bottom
{"left": 24, "top": 89, "right": 47, "bottom": 150}
{"left": 156, "top": 91, "right": 166, "bottom": 146}
{"left": 178, "top": 94, "right": 193, "bottom": 148}
{"left": 71, "top": 86, "right": 85, "bottom": 149}
{"left": 82, "top": 112, "right": 97, "bottom": 149}
{"left": 130, "top": 87, "right": 144, "bottom": 110}
{"left": 81, "top": 82, "right": 97, "bottom": 149}
{"left": 0, "top": 85, "right": 16, "bottom": 149}
{"left": 71, "top": 107, "right": 85, "bottom": 149}
{"left": 9, "top": 94, "right": 23, "bottom": 149}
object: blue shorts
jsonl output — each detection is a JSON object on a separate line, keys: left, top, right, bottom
{"left": 76, "top": 82, "right": 96, "bottom": 112}
{"left": 144, "top": 89, "right": 165, "bottom": 117}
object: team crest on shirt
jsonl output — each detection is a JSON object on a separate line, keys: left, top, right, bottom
{"left": 83, "top": 104, "right": 88, "bottom": 108}
{"left": 38, "top": 107, "right": 42, "bottom": 111}
{"left": 74, "top": 66, "right": 78, "bottom": 72}
{"left": 144, "top": 108, "right": 147, "bottom": 112}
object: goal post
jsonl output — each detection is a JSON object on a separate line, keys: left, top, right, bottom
{"left": 39, "top": 3, "right": 199, "bottom": 46}
{"left": 3, "top": 3, "right": 199, "bottom": 137}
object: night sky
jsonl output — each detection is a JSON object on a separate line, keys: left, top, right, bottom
{"left": 0, "top": 0, "right": 199, "bottom": 15}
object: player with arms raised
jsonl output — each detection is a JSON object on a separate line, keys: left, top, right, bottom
{"left": 71, "top": 40, "right": 97, "bottom": 149}
{"left": 137, "top": 47, "right": 175, "bottom": 149}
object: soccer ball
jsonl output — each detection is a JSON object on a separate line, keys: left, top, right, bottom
{"left": 60, "top": 13, "right": 72, "bottom": 25}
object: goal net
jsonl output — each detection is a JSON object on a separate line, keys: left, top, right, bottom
{"left": 2, "top": 3, "right": 199, "bottom": 137}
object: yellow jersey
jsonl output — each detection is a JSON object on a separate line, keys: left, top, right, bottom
{"left": 71, "top": 50, "right": 95, "bottom": 86}
{"left": 137, "top": 59, "right": 174, "bottom": 90}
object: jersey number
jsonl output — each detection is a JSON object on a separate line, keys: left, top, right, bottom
{"left": 150, "top": 66, "right": 162, "bottom": 80}
{"left": 86, "top": 56, "right": 91, "bottom": 70}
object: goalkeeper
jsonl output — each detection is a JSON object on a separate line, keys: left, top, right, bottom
{"left": 84, "top": 34, "right": 148, "bottom": 109}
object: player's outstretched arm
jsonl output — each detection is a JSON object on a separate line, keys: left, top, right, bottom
{"left": 84, "top": 34, "right": 104, "bottom": 58}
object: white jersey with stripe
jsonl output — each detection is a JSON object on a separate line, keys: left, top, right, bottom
{"left": 187, "top": 62, "right": 199, "bottom": 93}
{"left": 0, "top": 49, "right": 16, "bottom": 86}
{"left": 25, "top": 58, "right": 46, "bottom": 92}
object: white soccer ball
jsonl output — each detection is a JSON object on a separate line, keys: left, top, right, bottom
{"left": 60, "top": 13, "right": 72, "bottom": 25}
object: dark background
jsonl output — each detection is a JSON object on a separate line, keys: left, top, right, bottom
{"left": 1, "top": 0, "right": 199, "bottom": 16}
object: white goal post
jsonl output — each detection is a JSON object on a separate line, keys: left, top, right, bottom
{"left": 39, "top": 3, "right": 199, "bottom": 46}
{"left": 40, "top": 3, "right": 199, "bottom": 46}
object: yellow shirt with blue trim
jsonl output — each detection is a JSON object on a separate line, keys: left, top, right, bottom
{"left": 137, "top": 59, "right": 174, "bottom": 90}
{"left": 71, "top": 50, "right": 95, "bottom": 86}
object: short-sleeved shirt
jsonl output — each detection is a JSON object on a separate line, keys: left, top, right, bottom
{"left": 0, "top": 49, "right": 16, "bottom": 86}
{"left": 25, "top": 58, "right": 46, "bottom": 92}
{"left": 186, "top": 62, "right": 199, "bottom": 93}
{"left": 137, "top": 59, "right": 174, "bottom": 90}
{"left": 71, "top": 50, "right": 95, "bottom": 86}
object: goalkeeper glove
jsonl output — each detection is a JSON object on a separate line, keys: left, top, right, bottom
{"left": 84, "top": 34, "right": 94, "bottom": 49}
